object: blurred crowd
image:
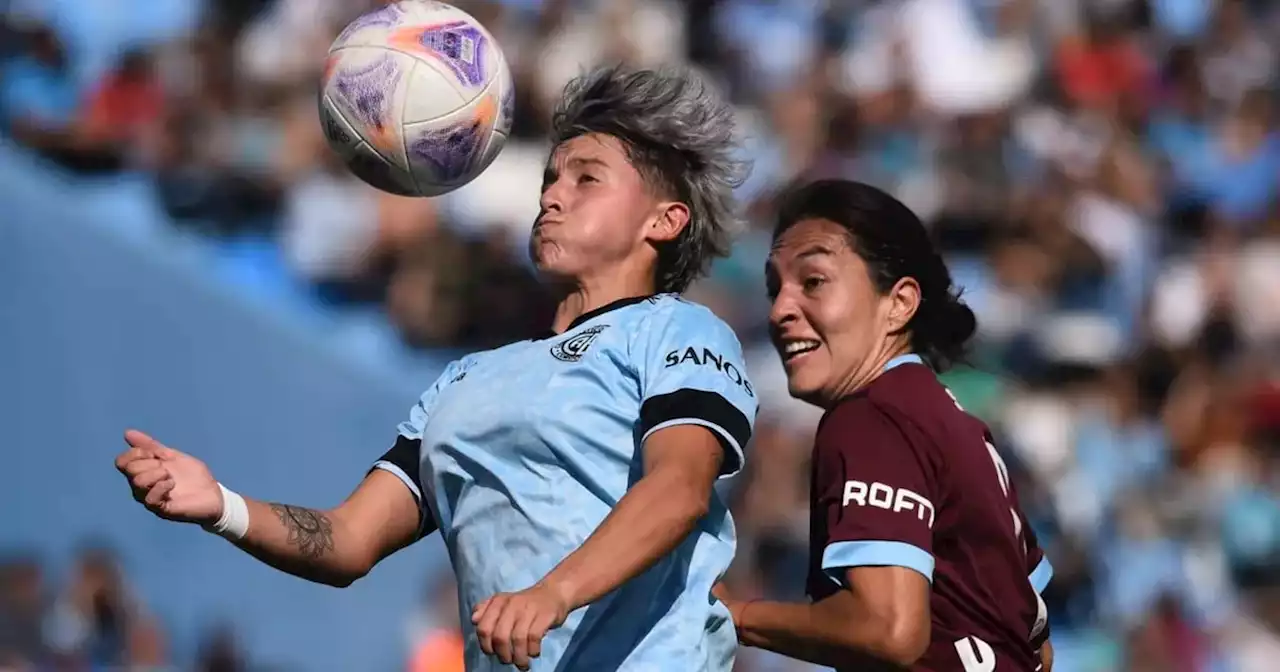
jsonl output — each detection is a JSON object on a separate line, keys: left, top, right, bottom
{"left": 5, "top": 0, "right": 1280, "bottom": 670}
{"left": 0, "top": 546, "right": 244, "bottom": 672}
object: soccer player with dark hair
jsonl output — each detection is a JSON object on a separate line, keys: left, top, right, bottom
{"left": 718, "top": 179, "right": 1053, "bottom": 671}
{"left": 115, "top": 64, "right": 758, "bottom": 672}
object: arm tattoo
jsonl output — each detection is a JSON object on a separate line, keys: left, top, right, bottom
{"left": 270, "top": 504, "right": 336, "bottom": 559}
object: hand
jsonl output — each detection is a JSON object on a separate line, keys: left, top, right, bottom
{"left": 711, "top": 581, "right": 732, "bottom": 604}
{"left": 712, "top": 582, "right": 749, "bottom": 637}
{"left": 472, "top": 581, "right": 571, "bottom": 670}
{"left": 1039, "top": 639, "right": 1054, "bottom": 672}
{"left": 114, "top": 429, "right": 222, "bottom": 526}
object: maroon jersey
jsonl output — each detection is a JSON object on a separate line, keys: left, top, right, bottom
{"left": 806, "top": 355, "right": 1051, "bottom": 672}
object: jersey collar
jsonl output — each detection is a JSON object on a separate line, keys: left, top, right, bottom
{"left": 883, "top": 353, "right": 925, "bottom": 372}
{"left": 537, "top": 294, "right": 656, "bottom": 340}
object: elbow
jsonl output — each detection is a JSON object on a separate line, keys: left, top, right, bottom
{"left": 838, "top": 610, "right": 928, "bottom": 668}
{"left": 672, "top": 485, "right": 712, "bottom": 529}
{"left": 320, "top": 510, "right": 385, "bottom": 588}
{"left": 340, "top": 551, "right": 381, "bottom": 588}
{"left": 322, "top": 563, "right": 371, "bottom": 589}
{"left": 684, "top": 489, "right": 712, "bottom": 522}
{"left": 336, "top": 561, "right": 370, "bottom": 587}
{"left": 327, "top": 573, "right": 363, "bottom": 589}
{"left": 319, "top": 547, "right": 378, "bottom": 589}
{"left": 866, "top": 616, "right": 929, "bottom": 668}
{"left": 879, "top": 623, "right": 929, "bottom": 668}
{"left": 327, "top": 560, "right": 373, "bottom": 586}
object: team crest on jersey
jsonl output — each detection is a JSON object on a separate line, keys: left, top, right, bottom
{"left": 551, "top": 325, "right": 608, "bottom": 362}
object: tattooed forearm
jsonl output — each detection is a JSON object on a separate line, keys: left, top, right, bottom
{"left": 270, "top": 503, "right": 336, "bottom": 559}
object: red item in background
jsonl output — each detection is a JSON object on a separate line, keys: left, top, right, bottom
{"left": 1056, "top": 35, "right": 1150, "bottom": 111}
{"left": 1248, "top": 382, "right": 1280, "bottom": 434}
{"left": 80, "top": 57, "right": 163, "bottom": 145}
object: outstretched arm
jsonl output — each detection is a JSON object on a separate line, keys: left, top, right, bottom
{"left": 225, "top": 469, "right": 426, "bottom": 586}
{"left": 116, "top": 430, "right": 429, "bottom": 587}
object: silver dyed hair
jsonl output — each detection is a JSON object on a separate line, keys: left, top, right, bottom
{"left": 550, "top": 64, "right": 751, "bottom": 294}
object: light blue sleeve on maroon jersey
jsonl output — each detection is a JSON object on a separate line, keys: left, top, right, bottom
{"left": 1029, "top": 556, "right": 1053, "bottom": 593}
{"left": 822, "top": 540, "right": 936, "bottom": 585}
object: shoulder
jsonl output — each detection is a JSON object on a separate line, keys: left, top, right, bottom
{"left": 863, "top": 365, "right": 955, "bottom": 425}
{"left": 817, "top": 392, "right": 929, "bottom": 461}
{"left": 421, "top": 349, "right": 495, "bottom": 394}
{"left": 818, "top": 395, "right": 898, "bottom": 443}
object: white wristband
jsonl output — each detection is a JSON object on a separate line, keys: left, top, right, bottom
{"left": 209, "top": 483, "right": 250, "bottom": 540}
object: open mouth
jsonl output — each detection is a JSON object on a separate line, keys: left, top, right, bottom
{"left": 780, "top": 339, "right": 820, "bottom": 362}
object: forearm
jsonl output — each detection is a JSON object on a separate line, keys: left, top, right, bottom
{"left": 220, "top": 498, "right": 370, "bottom": 587}
{"left": 213, "top": 469, "right": 426, "bottom": 587}
{"left": 737, "top": 600, "right": 904, "bottom": 670}
{"left": 540, "top": 469, "right": 706, "bottom": 610}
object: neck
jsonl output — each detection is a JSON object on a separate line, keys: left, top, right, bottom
{"left": 548, "top": 262, "right": 657, "bottom": 334}
{"left": 829, "top": 339, "right": 915, "bottom": 405}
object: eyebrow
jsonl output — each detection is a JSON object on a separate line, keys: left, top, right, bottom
{"left": 567, "top": 157, "right": 609, "bottom": 170}
{"left": 774, "top": 243, "right": 838, "bottom": 264}
{"left": 765, "top": 243, "right": 834, "bottom": 270}
{"left": 797, "top": 245, "right": 837, "bottom": 260}
{"left": 543, "top": 157, "right": 609, "bottom": 184}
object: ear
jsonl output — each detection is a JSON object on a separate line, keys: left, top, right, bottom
{"left": 646, "top": 201, "right": 690, "bottom": 244}
{"left": 885, "top": 276, "right": 921, "bottom": 333}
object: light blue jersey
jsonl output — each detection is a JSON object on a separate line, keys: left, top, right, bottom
{"left": 373, "top": 294, "right": 758, "bottom": 671}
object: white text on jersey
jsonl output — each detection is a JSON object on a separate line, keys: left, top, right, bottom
{"left": 842, "top": 480, "right": 936, "bottom": 528}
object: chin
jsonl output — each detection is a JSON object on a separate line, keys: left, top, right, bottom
{"left": 531, "top": 257, "right": 579, "bottom": 289}
{"left": 785, "top": 377, "right": 828, "bottom": 407}
{"left": 531, "top": 247, "right": 563, "bottom": 273}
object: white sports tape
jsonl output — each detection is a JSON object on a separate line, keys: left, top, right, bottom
{"left": 209, "top": 483, "right": 250, "bottom": 540}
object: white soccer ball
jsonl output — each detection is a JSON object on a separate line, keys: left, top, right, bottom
{"left": 319, "top": 1, "right": 513, "bottom": 197}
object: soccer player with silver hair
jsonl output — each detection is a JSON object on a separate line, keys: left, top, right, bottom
{"left": 115, "top": 64, "right": 758, "bottom": 672}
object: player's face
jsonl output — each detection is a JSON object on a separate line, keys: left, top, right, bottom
{"left": 766, "top": 218, "right": 913, "bottom": 406}
{"left": 531, "top": 134, "right": 665, "bottom": 284}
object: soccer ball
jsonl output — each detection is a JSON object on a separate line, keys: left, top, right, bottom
{"left": 319, "top": 1, "right": 513, "bottom": 197}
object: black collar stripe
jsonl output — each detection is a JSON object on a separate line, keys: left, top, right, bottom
{"left": 537, "top": 294, "right": 658, "bottom": 340}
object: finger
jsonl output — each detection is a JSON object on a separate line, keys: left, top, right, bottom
{"left": 126, "top": 430, "right": 180, "bottom": 461}
{"left": 124, "top": 458, "right": 163, "bottom": 476}
{"left": 131, "top": 467, "right": 170, "bottom": 490}
{"left": 472, "top": 597, "right": 492, "bottom": 624}
{"left": 115, "top": 447, "right": 151, "bottom": 472}
{"left": 144, "top": 479, "right": 176, "bottom": 507}
{"left": 124, "top": 429, "right": 161, "bottom": 451}
{"left": 492, "top": 599, "right": 523, "bottom": 665}
{"left": 527, "top": 612, "right": 556, "bottom": 661}
{"left": 511, "top": 609, "right": 538, "bottom": 670}
{"left": 476, "top": 596, "right": 505, "bottom": 656}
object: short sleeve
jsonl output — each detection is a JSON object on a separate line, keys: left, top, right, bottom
{"left": 816, "top": 401, "right": 939, "bottom": 584}
{"left": 370, "top": 358, "right": 467, "bottom": 534}
{"left": 635, "top": 300, "right": 758, "bottom": 477}
{"left": 1024, "top": 522, "right": 1053, "bottom": 594}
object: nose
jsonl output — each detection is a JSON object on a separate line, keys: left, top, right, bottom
{"left": 539, "top": 179, "right": 567, "bottom": 217}
{"left": 768, "top": 288, "right": 799, "bottom": 332}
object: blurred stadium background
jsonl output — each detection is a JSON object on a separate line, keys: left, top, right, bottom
{"left": 3, "top": 0, "right": 1280, "bottom": 670}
